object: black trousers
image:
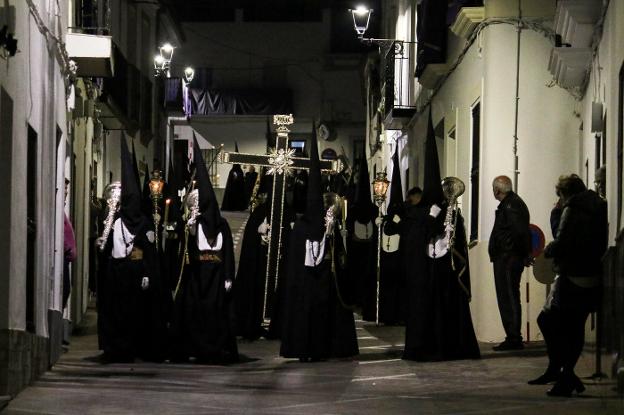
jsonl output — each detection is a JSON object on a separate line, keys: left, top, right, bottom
{"left": 493, "top": 255, "right": 524, "bottom": 343}
{"left": 63, "top": 259, "right": 72, "bottom": 311}
{"left": 538, "top": 277, "right": 597, "bottom": 376}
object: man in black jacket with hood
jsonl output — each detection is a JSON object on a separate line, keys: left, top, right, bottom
{"left": 489, "top": 175, "right": 531, "bottom": 351}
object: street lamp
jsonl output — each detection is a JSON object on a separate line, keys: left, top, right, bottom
{"left": 184, "top": 66, "right": 195, "bottom": 83}
{"left": 349, "top": 6, "right": 372, "bottom": 38}
{"left": 348, "top": 6, "right": 422, "bottom": 55}
{"left": 159, "top": 43, "right": 174, "bottom": 62}
{"left": 154, "top": 43, "right": 175, "bottom": 78}
{"left": 372, "top": 171, "right": 390, "bottom": 325}
{"left": 149, "top": 169, "right": 165, "bottom": 246}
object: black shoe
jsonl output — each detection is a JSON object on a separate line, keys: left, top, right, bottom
{"left": 492, "top": 341, "right": 524, "bottom": 351}
{"left": 528, "top": 370, "right": 560, "bottom": 385}
{"left": 546, "top": 375, "right": 585, "bottom": 397}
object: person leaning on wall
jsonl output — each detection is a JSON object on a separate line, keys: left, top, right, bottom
{"left": 533, "top": 174, "right": 608, "bottom": 397}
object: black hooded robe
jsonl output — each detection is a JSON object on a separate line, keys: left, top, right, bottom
{"left": 346, "top": 157, "right": 378, "bottom": 313}
{"left": 169, "top": 136, "right": 239, "bottom": 363}
{"left": 234, "top": 198, "right": 294, "bottom": 340}
{"left": 291, "top": 170, "right": 308, "bottom": 215}
{"left": 170, "top": 218, "right": 239, "bottom": 363}
{"left": 402, "top": 205, "right": 480, "bottom": 361}
{"left": 221, "top": 164, "right": 247, "bottom": 211}
{"left": 244, "top": 169, "right": 258, "bottom": 206}
{"left": 102, "top": 217, "right": 168, "bottom": 362}
{"left": 280, "top": 222, "right": 359, "bottom": 360}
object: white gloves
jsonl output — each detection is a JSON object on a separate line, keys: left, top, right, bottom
{"left": 224, "top": 279, "right": 233, "bottom": 292}
{"left": 375, "top": 217, "right": 383, "bottom": 226}
{"left": 141, "top": 277, "right": 150, "bottom": 290}
{"left": 257, "top": 218, "right": 270, "bottom": 234}
{"left": 95, "top": 236, "right": 106, "bottom": 248}
{"left": 429, "top": 204, "right": 442, "bottom": 218}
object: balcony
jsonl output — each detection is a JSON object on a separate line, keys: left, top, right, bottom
{"left": 450, "top": 7, "right": 485, "bottom": 39}
{"left": 65, "top": 32, "right": 113, "bottom": 77}
{"left": 548, "top": 0, "right": 602, "bottom": 91}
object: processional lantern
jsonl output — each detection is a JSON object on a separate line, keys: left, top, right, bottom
{"left": 372, "top": 171, "right": 390, "bottom": 207}
{"left": 372, "top": 170, "right": 390, "bottom": 326}
{"left": 149, "top": 170, "right": 165, "bottom": 245}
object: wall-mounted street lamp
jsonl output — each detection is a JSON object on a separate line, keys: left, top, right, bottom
{"left": 350, "top": 5, "right": 373, "bottom": 38}
{"left": 154, "top": 42, "right": 175, "bottom": 77}
{"left": 348, "top": 6, "right": 424, "bottom": 55}
{"left": 184, "top": 66, "right": 195, "bottom": 84}
{"left": 159, "top": 43, "right": 174, "bottom": 62}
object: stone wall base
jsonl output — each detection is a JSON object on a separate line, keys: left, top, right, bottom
{"left": 0, "top": 329, "right": 49, "bottom": 398}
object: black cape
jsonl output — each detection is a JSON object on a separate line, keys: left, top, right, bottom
{"left": 100, "top": 216, "right": 169, "bottom": 362}
{"left": 280, "top": 222, "right": 359, "bottom": 360}
{"left": 347, "top": 215, "right": 377, "bottom": 314}
{"left": 221, "top": 165, "right": 247, "bottom": 211}
{"left": 400, "top": 204, "right": 480, "bottom": 361}
{"left": 291, "top": 170, "right": 308, "bottom": 214}
{"left": 170, "top": 218, "right": 239, "bottom": 363}
{"left": 378, "top": 226, "right": 407, "bottom": 325}
{"left": 233, "top": 201, "right": 294, "bottom": 340}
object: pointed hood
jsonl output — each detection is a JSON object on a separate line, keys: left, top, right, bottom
{"left": 131, "top": 138, "right": 141, "bottom": 192}
{"left": 193, "top": 134, "right": 220, "bottom": 240}
{"left": 304, "top": 122, "right": 325, "bottom": 241}
{"left": 387, "top": 145, "right": 404, "bottom": 216}
{"left": 422, "top": 109, "right": 444, "bottom": 206}
{"left": 120, "top": 137, "right": 145, "bottom": 234}
{"left": 353, "top": 154, "right": 376, "bottom": 223}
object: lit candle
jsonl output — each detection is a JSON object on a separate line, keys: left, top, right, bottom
{"left": 343, "top": 199, "right": 347, "bottom": 225}
{"left": 164, "top": 198, "right": 171, "bottom": 226}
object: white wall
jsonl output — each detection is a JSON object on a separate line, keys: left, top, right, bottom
{"left": 0, "top": 0, "right": 69, "bottom": 336}
{"left": 407, "top": 18, "right": 580, "bottom": 343}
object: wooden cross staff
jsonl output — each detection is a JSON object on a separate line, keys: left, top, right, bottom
{"left": 220, "top": 114, "right": 343, "bottom": 321}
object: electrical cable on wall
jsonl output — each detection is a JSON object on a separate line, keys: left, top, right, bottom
{"left": 25, "top": 0, "right": 75, "bottom": 97}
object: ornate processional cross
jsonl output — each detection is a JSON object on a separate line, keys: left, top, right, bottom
{"left": 220, "top": 114, "right": 343, "bottom": 321}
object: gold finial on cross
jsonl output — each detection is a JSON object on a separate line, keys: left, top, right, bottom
{"left": 273, "top": 114, "right": 294, "bottom": 134}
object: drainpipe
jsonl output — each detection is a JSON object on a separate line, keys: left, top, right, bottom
{"left": 512, "top": 1, "right": 522, "bottom": 192}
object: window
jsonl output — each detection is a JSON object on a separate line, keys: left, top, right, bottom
{"left": 0, "top": 88, "right": 13, "bottom": 320}
{"left": 27, "top": 125, "right": 38, "bottom": 333}
{"left": 289, "top": 140, "right": 306, "bottom": 155}
{"left": 470, "top": 102, "right": 481, "bottom": 242}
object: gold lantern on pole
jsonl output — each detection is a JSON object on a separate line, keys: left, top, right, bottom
{"left": 372, "top": 171, "right": 390, "bottom": 325}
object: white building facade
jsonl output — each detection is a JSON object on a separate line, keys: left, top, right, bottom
{"left": 369, "top": 0, "right": 622, "bottom": 385}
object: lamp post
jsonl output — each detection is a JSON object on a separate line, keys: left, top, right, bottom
{"left": 149, "top": 169, "right": 165, "bottom": 246}
{"left": 372, "top": 171, "right": 390, "bottom": 325}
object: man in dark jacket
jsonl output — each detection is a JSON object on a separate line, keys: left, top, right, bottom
{"left": 531, "top": 174, "right": 608, "bottom": 396}
{"left": 489, "top": 175, "right": 531, "bottom": 351}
